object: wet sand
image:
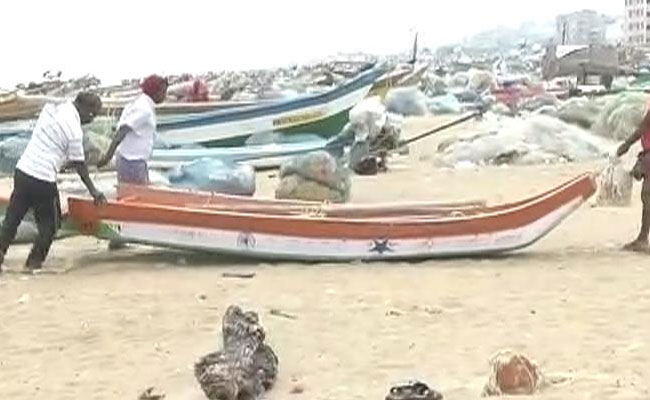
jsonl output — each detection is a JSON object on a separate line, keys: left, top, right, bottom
{"left": 0, "top": 117, "right": 648, "bottom": 399}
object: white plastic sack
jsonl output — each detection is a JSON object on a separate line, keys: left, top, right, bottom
{"left": 385, "top": 87, "right": 429, "bottom": 117}
{"left": 348, "top": 96, "right": 387, "bottom": 141}
{"left": 427, "top": 94, "right": 462, "bottom": 115}
{"left": 168, "top": 158, "right": 255, "bottom": 196}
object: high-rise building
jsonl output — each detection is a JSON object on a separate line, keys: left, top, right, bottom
{"left": 624, "top": 0, "right": 650, "bottom": 45}
{"left": 556, "top": 10, "right": 609, "bottom": 45}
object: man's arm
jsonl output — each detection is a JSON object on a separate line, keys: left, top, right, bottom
{"left": 97, "top": 125, "right": 131, "bottom": 168}
{"left": 70, "top": 161, "right": 106, "bottom": 205}
{"left": 618, "top": 109, "right": 650, "bottom": 156}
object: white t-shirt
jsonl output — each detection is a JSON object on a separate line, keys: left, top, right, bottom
{"left": 116, "top": 94, "right": 156, "bottom": 161}
{"left": 16, "top": 101, "right": 85, "bottom": 183}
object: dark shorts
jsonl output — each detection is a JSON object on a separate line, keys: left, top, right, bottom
{"left": 116, "top": 155, "right": 149, "bottom": 185}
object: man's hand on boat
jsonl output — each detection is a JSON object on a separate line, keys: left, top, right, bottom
{"left": 96, "top": 155, "right": 111, "bottom": 169}
{"left": 92, "top": 190, "right": 107, "bottom": 206}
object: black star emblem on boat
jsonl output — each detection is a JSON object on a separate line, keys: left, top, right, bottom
{"left": 237, "top": 232, "right": 256, "bottom": 249}
{"left": 370, "top": 239, "right": 393, "bottom": 254}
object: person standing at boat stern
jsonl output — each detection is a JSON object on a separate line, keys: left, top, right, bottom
{"left": 97, "top": 75, "right": 167, "bottom": 250}
{"left": 97, "top": 74, "right": 168, "bottom": 183}
{"left": 0, "top": 93, "right": 106, "bottom": 273}
{"left": 617, "top": 101, "right": 650, "bottom": 252}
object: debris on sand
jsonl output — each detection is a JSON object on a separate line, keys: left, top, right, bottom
{"left": 482, "top": 350, "right": 542, "bottom": 396}
{"left": 138, "top": 387, "right": 166, "bottom": 400}
{"left": 194, "top": 305, "right": 279, "bottom": 400}
{"left": 386, "top": 380, "right": 444, "bottom": 400}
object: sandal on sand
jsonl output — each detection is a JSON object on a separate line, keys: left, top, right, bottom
{"left": 386, "top": 381, "right": 443, "bottom": 400}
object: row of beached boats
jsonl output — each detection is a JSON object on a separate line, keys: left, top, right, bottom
{"left": 0, "top": 54, "right": 597, "bottom": 262}
{"left": 24, "top": 173, "right": 595, "bottom": 261}
{"left": 0, "top": 63, "right": 429, "bottom": 147}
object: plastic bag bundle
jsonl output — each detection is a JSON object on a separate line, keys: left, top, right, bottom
{"left": 385, "top": 87, "right": 429, "bottom": 117}
{"left": 595, "top": 158, "right": 633, "bottom": 207}
{"left": 168, "top": 158, "right": 255, "bottom": 196}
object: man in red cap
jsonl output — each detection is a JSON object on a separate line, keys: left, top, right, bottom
{"left": 98, "top": 74, "right": 168, "bottom": 249}
{"left": 98, "top": 74, "right": 167, "bottom": 182}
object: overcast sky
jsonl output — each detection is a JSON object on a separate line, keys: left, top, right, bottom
{"left": 1, "top": 0, "right": 623, "bottom": 87}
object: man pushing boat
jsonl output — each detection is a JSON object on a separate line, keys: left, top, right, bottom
{"left": 0, "top": 93, "right": 106, "bottom": 273}
{"left": 97, "top": 74, "right": 168, "bottom": 183}
{"left": 97, "top": 74, "right": 168, "bottom": 249}
{"left": 617, "top": 103, "right": 650, "bottom": 253}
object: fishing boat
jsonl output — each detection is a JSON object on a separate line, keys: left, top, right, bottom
{"left": 149, "top": 137, "right": 329, "bottom": 170}
{"left": 0, "top": 92, "right": 52, "bottom": 122}
{"left": 0, "top": 91, "right": 259, "bottom": 123}
{"left": 68, "top": 173, "right": 596, "bottom": 261}
{"left": 368, "top": 63, "right": 429, "bottom": 98}
{"left": 154, "top": 65, "right": 386, "bottom": 147}
{"left": 116, "top": 183, "right": 487, "bottom": 218}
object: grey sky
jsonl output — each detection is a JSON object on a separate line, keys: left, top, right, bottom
{"left": 2, "top": 0, "right": 623, "bottom": 87}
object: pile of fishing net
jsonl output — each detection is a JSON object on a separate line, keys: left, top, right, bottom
{"left": 276, "top": 150, "right": 351, "bottom": 203}
{"left": 83, "top": 130, "right": 111, "bottom": 166}
{"left": 592, "top": 92, "right": 647, "bottom": 140}
{"left": 434, "top": 115, "right": 613, "bottom": 167}
{"left": 557, "top": 97, "right": 604, "bottom": 129}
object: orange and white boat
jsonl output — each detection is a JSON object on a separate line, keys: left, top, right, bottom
{"left": 116, "top": 183, "right": 487, "bottom": 219}
{"left": 67, "top": 174, "right": 596, "bottom": 261}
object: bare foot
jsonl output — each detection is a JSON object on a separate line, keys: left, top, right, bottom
{"left": 623, "top": 240, "right": 650, "bottom": 253}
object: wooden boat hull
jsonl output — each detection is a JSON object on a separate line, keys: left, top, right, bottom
{"left": 367, "top": 63, "right": 429, "bottom": 99}
{"left": 116, "top": 183, "right": 488, "bottom": 219}
{"left": 149, "top": 139, "right": 328, "bottom": 170}
{"left": 155, "top": 66, "right": 386, "bottom": 147}
{"left": 69, "top": 174, "right": 596, "bottom": 261}
{"left": 0, "top": 92, "right": 259, "bottom": 124}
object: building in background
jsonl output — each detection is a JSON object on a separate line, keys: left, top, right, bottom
{"left": 624, "top": 0, "right": 650, "bottom": 45}
{"left": 556, "top": 10, "right": 610, "bottom": 45}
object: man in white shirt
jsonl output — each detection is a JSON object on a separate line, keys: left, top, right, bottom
{"left": 98, "top": 74, "right": 168, "bottom": 183}
{"left": 97, "top": 75, "right": 167, "bottom": 250}
{"left": 0, "top": 92, "right": 106, "bottom": 273}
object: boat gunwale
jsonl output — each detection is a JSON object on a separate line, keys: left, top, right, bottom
{"left": 116, "top": 173, "right": 590, "bottom": 216}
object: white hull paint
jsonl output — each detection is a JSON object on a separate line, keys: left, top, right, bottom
{"left": 158, "top": 84, "right": 371, "bottom": 146}
{"left": 100, "top": 198, "right": 582, "bottom": 261}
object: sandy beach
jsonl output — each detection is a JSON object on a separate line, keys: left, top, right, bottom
{"left": 0, "top": 117, "right": 649, "bottom": 400}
